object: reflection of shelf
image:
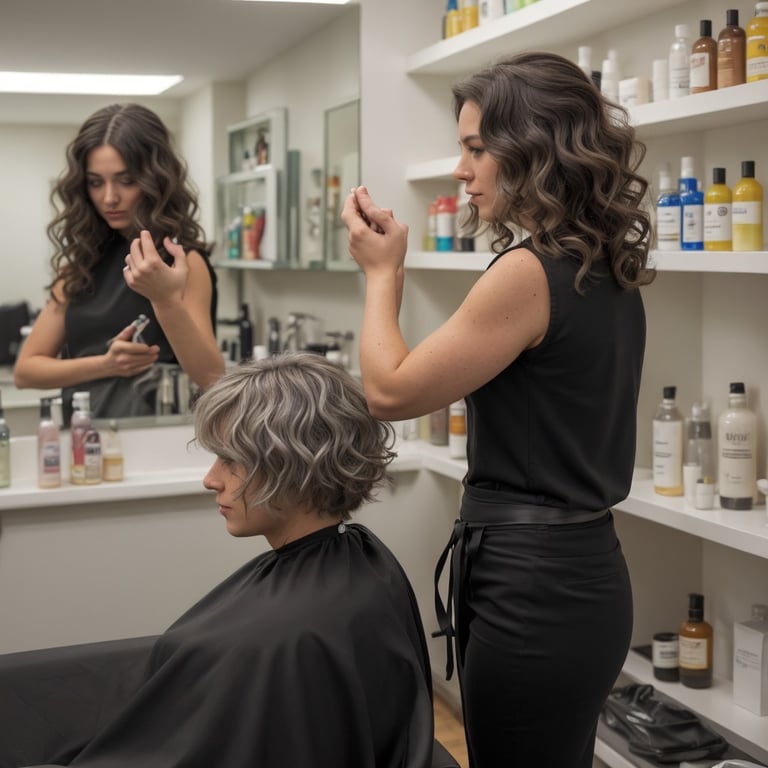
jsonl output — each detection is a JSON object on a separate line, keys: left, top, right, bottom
{"left": 212, "top": 259, "right": 288, "bottom": 271}
{"left": 406, "top": 250, "right": 488, "bottom": 271}
{"left": 405, "top": 0, "right": 687, "bottom": 75}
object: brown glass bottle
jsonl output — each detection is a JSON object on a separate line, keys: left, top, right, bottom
{"left": 717, "top": 9, "right": 747, "bottom": 87}
{"left": 691, "top": 19, "right": 718, "bottom": 93}
{"left": 679, "top": 593, "right": 713, "bottom": 688}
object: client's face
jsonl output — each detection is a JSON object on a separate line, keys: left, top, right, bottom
{"left": 203, "top": 457, "right": 269, "bottom": 539}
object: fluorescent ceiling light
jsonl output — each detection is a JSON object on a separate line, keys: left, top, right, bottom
{"left": 0, "top": 72, "right": 183, "bottom": 96}
{"left": 235, "top": 1, "right": 350, "bottom": 4}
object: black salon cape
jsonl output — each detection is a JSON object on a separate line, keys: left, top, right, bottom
{"left": 1, "top": 524, "right": 434, "bottom": 768}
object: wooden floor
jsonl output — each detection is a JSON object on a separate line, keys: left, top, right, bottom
{"left": 434, "top": 692, "right": 470, "bottom": 768}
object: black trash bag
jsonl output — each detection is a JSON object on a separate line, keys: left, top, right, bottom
{"left": 601, "top": 683, "right": 728, "bottom": 764}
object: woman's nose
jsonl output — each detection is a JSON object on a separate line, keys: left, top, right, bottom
{"left": 453, "top": 161, "right": 470, "bottom": 181}
{"left": 103, "top": 182, "right": 119, "bottom": 204}
{"left": 202, "top": 465, "right": 220, "bottom": 491}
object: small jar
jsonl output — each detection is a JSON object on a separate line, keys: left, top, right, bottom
{"left": 652, "top": 631, "right": 680, "bottom": 681}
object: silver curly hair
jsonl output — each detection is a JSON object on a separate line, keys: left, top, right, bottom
{"left": 193, "top": 352, "right": 397, "bottom": 520}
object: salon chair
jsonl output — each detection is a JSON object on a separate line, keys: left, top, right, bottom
{"left": 0, "top": 635, "right": 460, "bottom": 768}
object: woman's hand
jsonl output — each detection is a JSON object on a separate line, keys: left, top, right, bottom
{"left": 123, "top": 230, "right": 188, "bottom": 308}
{"left": 104, "top": 323, "right": 160, "bottom": 378}
{"left": 341, "top": 186, "right": 408, "bottom": 275}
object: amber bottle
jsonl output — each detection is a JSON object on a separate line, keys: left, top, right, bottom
{"left": 679, "top": 593, "right": 714, "bottom": 688}
{"left": 691, "top": 19, "right": 718, "bottom": 93}
{"left": 717, "top": 9, "right": 747, "bottom": 87}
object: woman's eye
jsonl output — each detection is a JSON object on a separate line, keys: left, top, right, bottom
{"left": 86, "top": 179, "right": 102, "bottom": 188}
{"left": 469, "top": 146, "right": 484, "bottom": 157}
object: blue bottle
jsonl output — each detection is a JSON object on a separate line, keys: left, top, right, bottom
{"left": 679, "top": 156, "right": 704, "bottom": 250}
{"left": 656, "top": 165, "right": 681, "bottom": 251}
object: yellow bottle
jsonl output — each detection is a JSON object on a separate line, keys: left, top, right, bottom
{"left": 444, "top": 0, "right": 462, "bottom": 38}
{"left": 732, "top": 160, "right": 764, "bottom": 251}
{"left": 747, "top": 1, "right": 768, "bottom": 81}
{"left": 460, "top": 0, "right": 479, "bottom": 32}
{"left": 703, "top": 167, "right": 732, "bottom": 251}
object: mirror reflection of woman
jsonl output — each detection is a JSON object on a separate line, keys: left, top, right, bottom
{"left": 14, "top": 103, "right": 224, "bottom": 420}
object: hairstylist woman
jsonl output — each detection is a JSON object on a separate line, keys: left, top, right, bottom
{"left": 342, "top": 51, "right": 655, "bottom": 768}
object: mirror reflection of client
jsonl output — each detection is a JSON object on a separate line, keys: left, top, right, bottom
{"left": 13, "top": 103, "right": 224, "bottom": 421}
{"left": 4, "top": 353, "right": 434, "bottom": 768}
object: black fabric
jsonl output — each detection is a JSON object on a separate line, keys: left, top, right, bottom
{"left": 0, "top": 524, "right": 434, "bottom": 768}
{"left": 465, "top": 239, "right": 646, "bottom": 511}
{"left": 61, "top": 233, "right": 217, "bottom": 421}
{"left": 601, "top": 684, "right": 728, "bottom": 763}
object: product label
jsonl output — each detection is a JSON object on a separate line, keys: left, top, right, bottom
{"left": 653, "top": 637, "right": 679, "bottom": 669}
{"left": 690, "top": 52, "right": 713, "bottom": 88}
{"left": 656, "top": 205, "right": 681, "bottom": 249}
{"left": 653, "top": 420, "right": 683, "bottom": 488}
{"left": 682, "top": 203, "right": 703, "bottom": 245}
{"left": 719, "top": 419, "right": 756, "bottom": 499}
{"left": 679, "top": 635, "right": 709, "bottom": 670}
{"left": 732, "top": 201, "right": 762, "bottom": 226}
{"left": 40, "top": 441, "right": 61, "bottom": 475}
{"left": 669, "top": 54, "right": 690, "bottom": 96}
{"left": 703, "top": 202, "right": 732, "bottom": 242}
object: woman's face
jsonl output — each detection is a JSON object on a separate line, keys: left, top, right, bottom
{"left": 453, "top": 101, "right": 499, "bottom": 222}
{"left": 85, "top": 144, "right": 143, "bottom": 237}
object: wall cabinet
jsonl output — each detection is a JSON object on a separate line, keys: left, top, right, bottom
{"left": 376, "top": 0, "right": 768, "bottom": 764}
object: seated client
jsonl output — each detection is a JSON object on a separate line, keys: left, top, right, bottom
{"left": 5, "top": 352, "right": 434, "bottom": 768}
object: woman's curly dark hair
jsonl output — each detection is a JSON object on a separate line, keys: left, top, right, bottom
{"left": 453, "top": 51, "right": 655, "bottom": 292}
{"left": 47, "top": 103, "right": 209, "bottom": 300}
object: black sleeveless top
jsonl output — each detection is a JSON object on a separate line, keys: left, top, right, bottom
{"left": 465, "top": 239, "right": 645, "bottom": 511}
{"left": 62, "top": 233, "right": 217, "bottom": 421}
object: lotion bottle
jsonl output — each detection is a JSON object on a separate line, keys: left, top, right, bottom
{"left": 0, "top": 391, "right": 10, "bottom": 489}
{"left": 690, "top": 19, "right": 718, "bottom": 93}
{"left": 102, "top": 420, "right": 124, "bottom": 482}
{"left": 669, "top": 24, "right": 691, "bottom": 98}
{"left": 653, "top": 385, "right": 684, "bottom": 497}
{"left": 703, "top": 167, "right": 732, "bottom": 251}
{"left": 746, "top": 1, "right": 768, "bottom": 81}
{"left": 732, "top": 160, "right": 764, "bottom": 251}
{"left": 679, "top": 157, "right": 704, "bottom": 250}
{"left": 70, "top": 391, "right": 91, "bottom": 485}
{"left": 655, "top": 165, "right": 681, "bottom": 250}
{"left": 718, "top": 9, "right": 747, "bottom": 87}
{"left": 718, "top": 381, "right": 757, "bottom": 509}
{"left": 37, "top": 397, "right": 61, "bottom": 489}
{"left": 679, "top": 593, "right": 714, "bottom": 689}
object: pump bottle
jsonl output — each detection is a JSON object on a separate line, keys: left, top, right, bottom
{"left": 718, "top": 381, "right": 757, "bottom": 509}
{"left": 679, "top": 593, "right": 714, "bottom": 689}
{"left": 653, "top": 385, "right": 684, "bottom": 497}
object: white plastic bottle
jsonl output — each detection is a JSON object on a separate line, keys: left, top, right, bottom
{"left": 577, "top": 46, "right": 592, "bottom": 80}
{"left": 653, "top": 385, "right": 684, "bottom": 496}
{"left": 669, "top": 24, "right": 691, "bottom": 98}
{"left": 655, "top": 165, "right": 681, "bottom": 251}
{"left": 718, "top": 381, "right": 757, "bottom": 509}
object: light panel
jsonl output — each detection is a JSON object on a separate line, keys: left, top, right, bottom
{"left": 0, "top": 72, "right": 183, "bottom": 96}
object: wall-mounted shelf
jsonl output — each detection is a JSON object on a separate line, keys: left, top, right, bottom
{"left": 405, "top": 0, "right": 687, "bottom": 76}
{"left": 404, "top": 249, "right": 768, "bottom": 275}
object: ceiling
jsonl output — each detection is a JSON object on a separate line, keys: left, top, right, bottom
{"left": 0, "top": 0, "right": 351, "bottom": 98}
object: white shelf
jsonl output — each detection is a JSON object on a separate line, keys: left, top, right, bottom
{"left": 616, "top": 475, "right": 768, "bottom": 560}
{"left": 405, "top": 249, "right": 768, "bottom": 275}
{"left": 405, "top": 0, "right": 687, "bottom": 76}
{"left": 406, "top": 250, "right": 487, "bottom": 271}
{"left": 405, "top": 157, "right": 457, "bottom": 182}
{"left": 621, "top": 650, "right": 768, "bottom": 765}
{"left": 651, "top": 250, "right": 768, "bottom": 275}
{"left": 211, "top": 258, "right": 288, "bottom": 271}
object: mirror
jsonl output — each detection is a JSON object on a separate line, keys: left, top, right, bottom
{"left": 323, "top": 100, "right": 360, "bottom": 269}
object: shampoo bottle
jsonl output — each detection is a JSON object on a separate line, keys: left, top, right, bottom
{"left": 238, "top": 303, "right": 254, "bottom": 362}
{"left": 70, "top": 391, "right": 91, "bottom": 485}
{"left": 732, "top": 160, "right": 764, "bottom": 251}
{"left": 444, "top": 0, "right": 462, "bottom": 38}
{"left": 653, "top": 385, "right": 684, "bottom": 497}
{"left": 37, "top": 397, "right": 61, "bottom": 489}
{"left": 655, "top": 165, "right": 682, "bottom": 250}
{"left": 669, "top": 24, "right": 691, "bottom": 98}
{"left": 703, "top": 167, "right": 732, "bottom": 251}
{"left": 746, "top": 1, "right": 768, "bottom": 81}
{"left": 679, "top": 593, "right": 714, "bottom": 689}
{"left": 0, "top": 391, "right": 10, "bottom": 489}
{"left": 718, "top": 381, "right": 757, "bottom": 509}
{"left": 718, "top": 9, "right": 747, "bottom": 87}
{"left": 679, "top": 157, "right": 704, "bottom": 250}
{"left": 683, "top": 402, "right": 715, "bottom": 509}
{"left": 690, "top": 19, "right": 718, "bottom": 93}
{"left": 102, "top": 420, "right": 124, "bottom": 482}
